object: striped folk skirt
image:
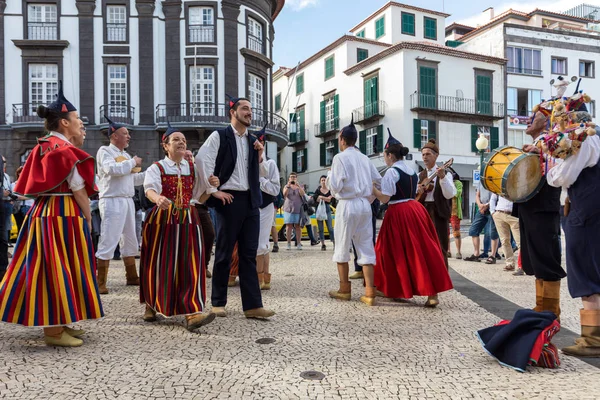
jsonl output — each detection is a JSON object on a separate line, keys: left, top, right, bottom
{"left": 140, "top": 205, "right": 206, "bottom": 316}
{"left": 0, "top": 196, "right": 104, "bottom": 327}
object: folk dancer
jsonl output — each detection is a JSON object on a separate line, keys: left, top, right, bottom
{"left": 140, "top": 125, "right": 217, "bottom": 331}
{"left": 373, "top": 130, "right": 453, "bottom": 307}
{"left": 95, "top": 115, "right": 145, "bottom": 294}
{"left": 0, "top": 83, "right": 103, "bottom": 346}
{"left": 417, "top": 139, "right": 457, "bottom": 268}
{"left": 327, "top": 116, "right": 382, "bottom": 306}
{"left": 197, "top": 96, "right": 275, "bottom": 319}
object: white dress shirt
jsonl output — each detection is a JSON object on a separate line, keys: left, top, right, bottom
{"left": 96, "top": 143, "right": 145, "bottom": 198}
{"left": 49, "top": 132, "right": 85, "bottom": 192}
{"left": 381, "top": 161, "right": 416, "bottom": 205}
{"left": 259, "top": 158, "right": 281, "bottom": 197}
{"left": 423, "top": 166, "right": 457, "bottom": 202}
{"left": 327, "top": 147, "right": 381, "bottom": 202}
{"left": 197, "top": 125, "right": 268, "bottom": 193}
{"left": 144, "top": 157, "right": 208, "bottom": 202}
{"left": 2, "top": 173, "right": 11, "bottom": 200}
{"left": 489, "top": 193, "right": 513, "bottom": 214}
{"left": 547, "top": 135, "right": 600, "bottom": 189}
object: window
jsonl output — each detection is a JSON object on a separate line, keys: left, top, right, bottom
{"left": 29, "top": 64, "right": 58, "bottom": 111}
{"left": 364, "top": 75, "right": 379, "bottom": 118}
{"left": 587, "top": 100, "right": 596, "bottom": 117}
{"left": 248, "top": 74, "right": 263, "bottom": 110}
{"left": 506, "top": 47, "right": 541, "bottom": 76}
{"left": 413, "top": 119, "right": 436, "bottom": 148}
{"left": 325, "top": 56, "right": 335, "bottom": 80}
{"left": 107, "top": 5, "right": 127, "bottom": 42}
{"left": 325, "top": 96, "right": 335, "bottom": 131}
{"left": 401, "top": 12, "right": 415, "bottom": 35}
{"left": 248, "top": 17, "right": 264, "bottom": 54}
{"left": 366, "top": 127, "right": 378, "bottom": 156}
{"left": 471, "top": 125, "right": 499, "bottom": 153}
{"left": 375, "top": 16, "right": 385, "bottom": 39}
{"left": 507, "top": 130, "right": 531, "bottom": 148}
{"left": 274, "top": 93, "right": 281, "bottom": 112}
{"left": 296, "top": 73, "right": 304, "bottom": 95}
{"left": 356, "top": 29, "right": 365, "bottom": 38}
{"left": 107, "top": 65, "right": 128, "bottom": 117}
{"left": 325, "top": 140, "right": 335, "bottom": 166}
{"left": 507, "top": 87, "right": 517, "bottom": 115}
{"left": 28, "top": 4, "right": 57, "bottom": 40}
{"left": 359, "top": 125, "right": 383, "bottom": 155}
{"left": 189, "top": 7, "right": 214, "bottom": 43}
{"left": 419, "top": 66, "right": 436, "bottom": 108}
{"left": 424, "top": 17, "right": 437, "bottom": 40}
{"left": 292, "top": 149, "right": 307, "bottom": 173}
{"left": 580, "top": 60, "right": 595, "bottom": 78}
{"left": 421, "top": 120, "right": 430, "bottom": 148}
{"left": 190, "top": 66, "right": 215, "bottom": 116}
{"left": 476, "top": 74, "right": 492, "bottom": 115}
{"left": 319, "top": 94, "right": 339, "bottom": 134}
{"left": 508, "top": 87, "right": 541, "bottom": 116}
{"left": 357, "top": 48, "right": 369, "bottom": 63}
{"left": 551, "top": 57, "right": 567, "bottom": 75}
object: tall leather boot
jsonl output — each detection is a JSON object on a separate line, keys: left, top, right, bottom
{"left": 359, "top": 287, "right": 377, "bottom": 306}
{"left": 533, "top": 279, "right": 544, "bottom": 312}
{"left": 541, "top": 280, "right": 561, "bottom": 320}
{"left": 329, "top": 281, "right": 351, "bottom": 301}
{"left": 562, "top": 309, "right": 600, "bottom": 357}
{"left": 123, "top": 256, "right": 140, "bottom": 286}
{"left": 96, "top": 259, "right": 109, "bottom": 295}
{"left": 261, "top": 273, "right": 271, "bottom": 290}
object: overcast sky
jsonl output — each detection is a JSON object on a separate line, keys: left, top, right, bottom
{"left": 273, "top": 0, "right": 600, "bottom": 68}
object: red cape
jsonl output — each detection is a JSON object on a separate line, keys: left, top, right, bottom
{"left": 14, "top": 135, "right": 97, "bottom": 197}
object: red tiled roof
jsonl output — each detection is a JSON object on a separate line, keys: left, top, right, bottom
{"left": 349, "top": 1, "right": 450, "bottom": 33}
{"left": 273, "top": 0, "right": 285, "bottom": 21}
{"left": 344, "top": 41, "right": 506, "bottom": 75}
{"left": 445, "top": 22, "right": 475, "bottom": 33}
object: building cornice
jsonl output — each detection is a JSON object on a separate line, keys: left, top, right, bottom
{"left": 272, "top": 0, "right": 285, "bottom": 21}
{"left": 13, "top": 40, "right": 70, "bottom": 51}
{"left": 504, "top": 22, "right": 600, "bottom": 41}
{"left": 349, "top": 1, "right": 450, "bottom": 33}
{"left": 240, "top": 48, "right": 275, "bottom": 68}
{"left": 344, "top": 41, "right": 506, "bottom": 75}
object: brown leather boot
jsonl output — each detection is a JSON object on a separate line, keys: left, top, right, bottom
{"left": 96, "top": 258, "right": 109, "bottom": 294}
{"left": 359, "top": 287, "right": 377, "bottom": 306}
{"left": 261, "top": 273, "right": 271, "bottom": 290}
{"left": 228, "top": 276, "right": 238, "bottom": 287}
{"left": 541, "top": 280, "right": 561, "bottom": 320}
{"left": 244, "top": 307, "right": 275, "bottom": 319}
{"left": 563, "top": 309, "right": 600, "bottom": 357}
{"left": 329, "top": 281, "right": 351, "bottom": 301}
{"left": 123, "top": 256, "right": 140, "bottom": 286}
{"left": 533, "top": 279, "right": 544, "bottom": 312}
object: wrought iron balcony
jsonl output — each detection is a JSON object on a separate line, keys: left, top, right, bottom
{"left": 189, "top": 24, "right": 215, "bottom": 43}
{"left": 107, "top": 23, "right": 127, "bottom": 42}
{"left": 288, "top": 129, "right": 308, "bottom": 145}
{"left": 247, "top": 34, "right": 264, "bottom": 54}
{"left": 28, "top": 22, "right": 57, "bottom": 40}
{"left": 352, "top": 101, "right": 386, "bottom": 124}
{"left": 410, "top": 92, "right": 505, "bottom": 119}
{"left": 99, "top": 104, "right": 135, "bottom": 125}
{"left": 12, "top": 103, "right": 44, "bottom": 126}
{"left": 314, "top": 118, "right": 340, "bottom": 137}
{"left": 507, "top": 66, "right": 542, "bottom": 76}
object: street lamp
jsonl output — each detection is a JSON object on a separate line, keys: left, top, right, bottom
{"left": 475, "top": 134, "right": 489, "bottom": 169}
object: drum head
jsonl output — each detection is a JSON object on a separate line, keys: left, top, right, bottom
{"left": 504, "top": 154, "right": 543, "bottom": 202}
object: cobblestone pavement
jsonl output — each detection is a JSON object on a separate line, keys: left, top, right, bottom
{"left": 1, "top": 238, "right": 599, "bottom": 400}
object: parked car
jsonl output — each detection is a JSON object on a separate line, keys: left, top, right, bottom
{"left": 10, "top": 215, "right": 17, "bottom": 241}
{"left": 273, "top": 207, "right": 335, "bottom": 241}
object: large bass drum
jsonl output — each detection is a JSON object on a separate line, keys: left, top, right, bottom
{"left": 481, "top": 146, "right": 543, "bottom": 203}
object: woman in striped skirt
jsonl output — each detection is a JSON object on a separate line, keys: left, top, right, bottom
{"left": 0, "top": 83, "right": 103, "bottom": 347}
{"left": 140, "top": 126, "right": 217, "bottom": 331}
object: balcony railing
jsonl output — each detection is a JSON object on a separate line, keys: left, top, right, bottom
{"left": 155, "top": 103, "right": 288, "bottom": 138}
{"left": 352, "top": 101, "right": 386, "bottom": 124}
{"left": 507, "top": 66, "right": 542, "bottom": 76}
{"left": 107, "top": 23, "right": 127, "bottom": 42}
{"left": 189, "top": 24, "right": 215, "bottom": 43}
{"left": 28, "top": 22, "right": 57, "bottom": 40}
{"left": 410, "top": 92, "right": 505, "bottom": 119}
{"left": 288, "top": 129, "right": 308, "bottom": 145}
{"left": 247, "top": 34, "right": 264, "bottom": 54}
{"left": 12, "top": 103, "right": 44, "bottom": 125}
{"left": 100, "top": 104, "right": 135, "bottom": 125}
{"left": 314, "top": 118, "right": 340, "bottom": 137}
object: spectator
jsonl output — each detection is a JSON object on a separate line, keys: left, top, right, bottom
{"left": 490, "top": 193, "right": 522, "bottom": 275}
{"left": 12, "top": 166, "right": 34, "bottom": 232}
{"left": 2, "top": 159, "right": 13, "bottom": 249}
{"left": 313, "top": 175, "right": 335, "bottom": 251}
{"left": 0, "top": 155, "right": 7, "bottom": 282}
{"left": 464, "top": 181, "right": 499, "bottom": 263}
{"left": 282, "top": 172, "right": 305, "bottom": 250}
{"left": 449, "top": 170, "right": 463, "bottom": 259}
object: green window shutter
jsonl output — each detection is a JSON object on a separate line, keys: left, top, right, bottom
{"left": 302, "top": 149, "right": 308, "bottom": 172}
{"left": 419, "top": 67, "right": 436, "bottom": 108}
{"left": 428, "top": 120, "right": 436, "bottom": 141}
{"left": 375, "top": 16, "right": 385, "bottom": 39}
{"left": 298, "top": 109, "right": 305, "bottom": 140}
{"left": 333, "top": 94, "right": 339, "bottom": 129}
{"left": 402, "top": 13, "right": 415, "bottom": 35}
{"left": 333, "top": 140, "right": 339, "bottom": 155}
{"left": 357, "top": 48, "right": 368, "bottom": 62}
{"left": 320, "top": 143, "right": 326, "bottom": 166}
{"left": 356, "top": 29, "right": 365, "bottom": 38}
{"left": 476, "top": 75, "right": 492, "bottom": 115}
{"left": 413, "top": 119, "right": 421, "bottom": 148}
{"left": 424, "top": 17, "right": 437, "bottom": 40}
{"left": 292, "top": 151, "right": 298, "bottom": 173}
{"left": 275, "top": 94, "right": 281, "bottom": 112}
{"left": 471, "top": 125, "right": 479, "bottom": 153}
{"left": 296, "top": 74, "right": 304, "bottom": 95}
{"left": 376, "top": 125, "right": 383, "bottom": 153}
{"left": 319, "top": 100, "right": 326, "bottom": 133}
{"left": 364, "top": 76, "right": 378, "bottom": 118}
{"left": 289, "top": 112, "right": 297, "bottom": 142}
{"left": 359, "top": 130, "right": 367, "bottom": 154}
{"left": 490, "top": 127, "right": 499, "bottom": 151}
{"left": 325, "top": 56, "right": 334, "bottom": 80}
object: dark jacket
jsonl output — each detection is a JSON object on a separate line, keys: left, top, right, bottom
{"left": 418, "top": 169, "right": 451, "bottom": 220}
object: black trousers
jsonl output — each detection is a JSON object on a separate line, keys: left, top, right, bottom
{"left": 195, "top": 203, "right": 215, "bottom": 268}
{"left": 211, "top": 191, "right": 263, "bottom": 311}
{"left": 0, "top": 199, "right": 7, "bottom": 279}
{"left": 519, "top": 210, "right": 565, "bottom": 281}
{"left": 424, "top": 202, "right": 449, "bottom": 269}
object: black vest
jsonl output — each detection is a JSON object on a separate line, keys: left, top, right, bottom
{"left": 207, "top": 125, "right": 262, "bottom": 209}
{"left": 418, "top": 169, "right": 452, "bottom": 220}
{"left": 389, "top": 167, "right": 418, "bottom": 201}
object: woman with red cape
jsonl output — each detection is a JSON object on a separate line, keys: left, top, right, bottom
{"left": 373, "top": 129, "right": 453, "bottom": 307}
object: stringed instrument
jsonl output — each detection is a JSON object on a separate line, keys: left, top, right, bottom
{"left": 415, "top": 158, "right": 454, "bottom": 202}
{"left": 115, "top": 155, "right": 142, "bottom": 173}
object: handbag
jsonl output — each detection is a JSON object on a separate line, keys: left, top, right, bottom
{"left": 316, "top": 200, "right": 328, "bottom": 221}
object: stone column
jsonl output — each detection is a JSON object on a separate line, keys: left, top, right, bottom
{"left": 137, "top": 0, "right": 156, "bottom": 125}
{"left": 75, "top": 0, "right": 96, "bottom": 124}
{"left": 162, "top": 0, "right": 182, "bottom": 106}
{"left": 222, "top": 0, "right": 241, "bottom": 98}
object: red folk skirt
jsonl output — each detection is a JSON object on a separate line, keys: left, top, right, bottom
{"left": 374, "top": 200, "right": 453, "bottom": 299}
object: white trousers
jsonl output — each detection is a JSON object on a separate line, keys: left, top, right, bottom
{"left": 332, "top": 198, "right": 375, "bottom": 266}
{"left": 96, "top": 197, "right": 139, "bottom": 260}
{"left": 257, "top": 205, "right": 275, "bottom": 256}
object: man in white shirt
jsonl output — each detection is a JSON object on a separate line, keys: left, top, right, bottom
{"left": 327, "top": 116, "right": 382, "bottom": 306}
{"left": 490, "top": 193, "right": 520, "bottom": 273}
{"left": 95, "top": 116, "right": 145, "bottom": 294}
{"left": 196, "top": 97, "right": 274, "bottom": 319}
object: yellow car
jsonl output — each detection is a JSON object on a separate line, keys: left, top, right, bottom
{"left": 274, "top": 207, "right": 335, "bottom": 240}
{"left": 10, "top": 215, "right": 17, "bottom": 241}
